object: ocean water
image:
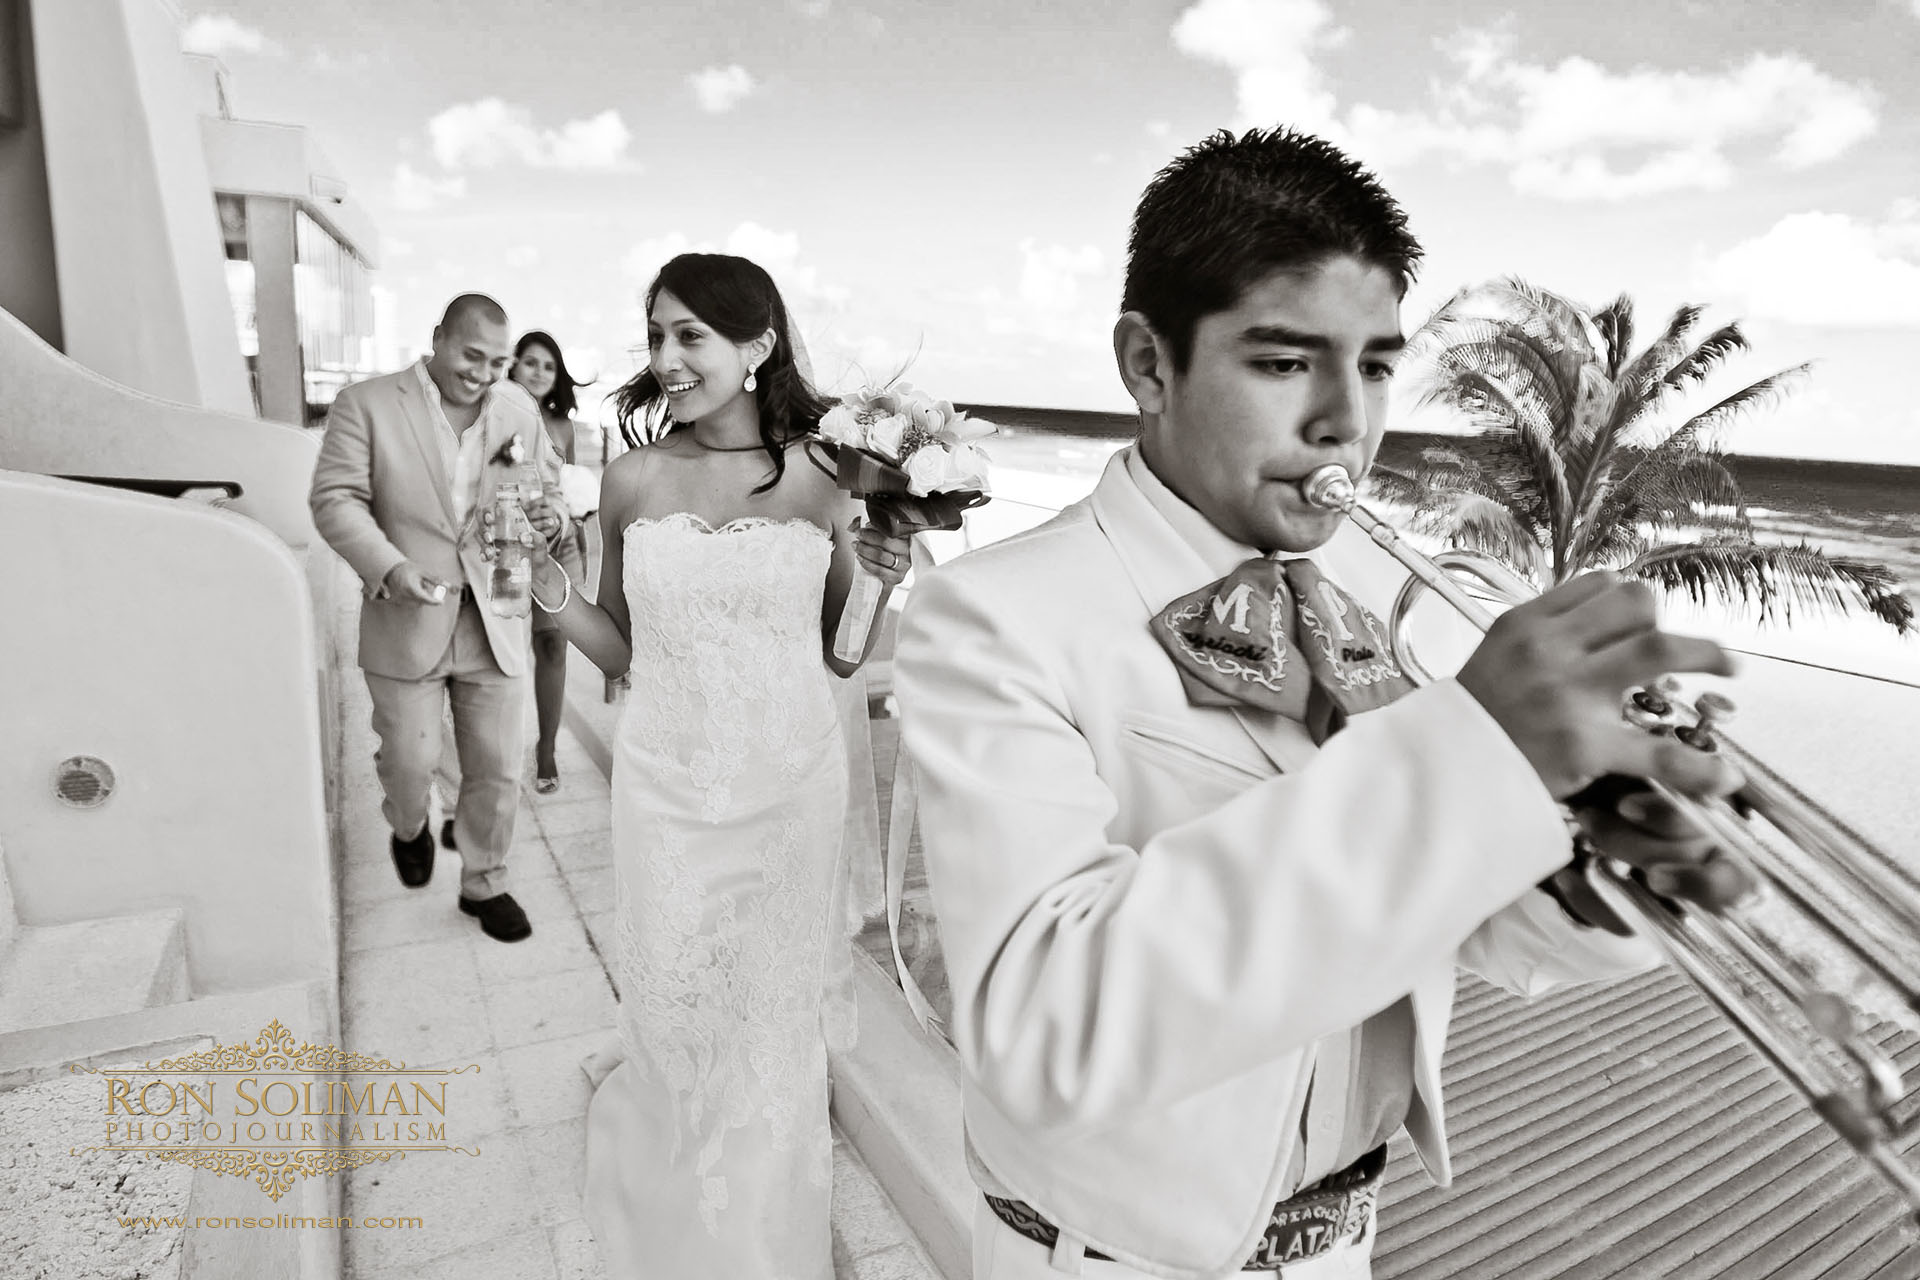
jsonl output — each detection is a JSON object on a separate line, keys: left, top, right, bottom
{"left": 955, "top": 404, "right": 1920, "bottom": 686}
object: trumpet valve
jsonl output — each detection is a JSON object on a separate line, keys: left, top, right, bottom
{"left": 1625, "top": 685, "right": 1677, "bottom": 730}
{"left": 1676, "top": 691, "right": 1737, "bottom": 752}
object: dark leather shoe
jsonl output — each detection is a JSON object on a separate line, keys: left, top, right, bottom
{"left": 441, "top": 819, "right": 457, "bottom": 850}
{"left": 459, "top": 892, "right": 531, "bottom": 942}
{"left": 389, "top": 827, "right": 434, "bottom": 888}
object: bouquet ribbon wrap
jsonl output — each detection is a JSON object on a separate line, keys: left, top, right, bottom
{"left": 828, "top": 443, "right": 988, "bottom": 663}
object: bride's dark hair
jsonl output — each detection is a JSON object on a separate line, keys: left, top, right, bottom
{"left": 614, "top": 253, "right": 835, "bottom": 495}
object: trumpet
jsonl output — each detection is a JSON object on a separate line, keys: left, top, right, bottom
{"left": 1300, "top": 463, "right": 1920, "bottom": 1226}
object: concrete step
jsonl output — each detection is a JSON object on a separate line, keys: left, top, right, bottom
{"left": 0, "top": 907, "right": 190, "bottom": 1035}
{"left": 834, "top": 1125, "right": 945, "bottom": 1280}
{"left": 830, "top": 953, "right": 974, "bottom": 1280}
{"left": 0, "top": 980, "right": 341, "bottom": 1280}
{"left": 0, "top": 840, "right": 17, "bottom": 960}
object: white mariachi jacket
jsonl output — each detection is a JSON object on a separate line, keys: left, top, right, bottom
{"left": 891, "top": 447, "right": 1657, "bottom": 1280}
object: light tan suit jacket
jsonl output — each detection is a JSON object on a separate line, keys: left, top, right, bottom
{"left": 309, "top": 369, "right": 561, "bottom": 681}
{"left": 892, "top": 448, "right": 1657, "bottom": 1279}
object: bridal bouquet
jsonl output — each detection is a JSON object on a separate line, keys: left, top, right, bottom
{"left": 813, "top": 383, "right": 997, "bottom": 661}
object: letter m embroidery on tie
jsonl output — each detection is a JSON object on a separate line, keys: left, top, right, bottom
{"left": 1210, "top": 580, "right": 1255, "bottom": 635}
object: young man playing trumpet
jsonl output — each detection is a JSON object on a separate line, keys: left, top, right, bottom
{"left": 891, "top": 127, "right": 1747, "bottom": 1280}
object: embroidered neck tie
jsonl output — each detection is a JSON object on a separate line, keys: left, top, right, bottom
{"left": 1149, "top": 555, "right": 1415, "bottom": 743}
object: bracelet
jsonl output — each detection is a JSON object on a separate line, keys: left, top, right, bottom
{"left": 532, "top": 560, "right": 573, "bottom": 614}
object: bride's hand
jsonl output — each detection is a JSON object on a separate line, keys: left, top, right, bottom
{"left": 853, "top": 522, "right": 913, "bottom": 588}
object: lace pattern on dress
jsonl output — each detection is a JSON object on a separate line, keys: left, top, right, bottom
{"left": 613, "top": 514, "right": 844, "bottom": 1233}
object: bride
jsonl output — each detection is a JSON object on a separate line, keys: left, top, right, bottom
{"left": 527, "top": 252, "right": 912, "bottom": 1278}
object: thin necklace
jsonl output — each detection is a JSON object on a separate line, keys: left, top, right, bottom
{"left": 688, "top": 430, "right": 766, "bottom": 453}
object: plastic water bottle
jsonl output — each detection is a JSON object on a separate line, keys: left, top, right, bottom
{"left": 486, "top": 480, "right": 535, "bottom": 619}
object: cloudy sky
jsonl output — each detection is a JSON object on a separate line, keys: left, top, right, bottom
{"left": 184, "top": 0, "right": 1920, "bottom": 463}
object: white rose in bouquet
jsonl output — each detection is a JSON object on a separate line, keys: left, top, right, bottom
{"left": 818, "top": 404, "right": 865, "bottom": 448}
{"left": 904, "top": 445, "right": 952, "bottom": 497}
{"left": 943, "top": 442, "right": 992, "bottom": 493}
{"left": 866, "top": 412, "right": 909, "bottom": 462}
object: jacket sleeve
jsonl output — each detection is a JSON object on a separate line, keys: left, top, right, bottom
{"left": 1459, "top": 876, "right": 1661, "bottom": 996}
{"left": 893, "top": 562, "right": 1581, "bottom": 1137}
{"left": 309, "top": 387, "right": 407, "bottom": 594}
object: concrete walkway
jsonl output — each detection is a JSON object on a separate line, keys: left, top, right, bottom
{"left": 329, "top": 595, "right": 937, "bottom": 1279}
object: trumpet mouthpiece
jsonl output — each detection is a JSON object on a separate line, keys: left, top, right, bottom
{"left": 1300, "top": 464, "right": 1356, "bottom": 511}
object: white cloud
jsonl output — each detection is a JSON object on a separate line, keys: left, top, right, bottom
{"left": 1171, "top": 0, "right": 1348, "bottom": 138}
{"left": 428, "top": 98, "right": 632, "bottom": 170}
{"left": 181, "top": 14, "right": 282, "bottom": 57}
{"left": 390, "top": 163, "right": 467, "bottom": 213}
{"left": 623, "top": 233, "right": 697, "bottom": 286}
{"left": 503, "top": 245, "right": 541, "bottom": 270}
{"left": 1696, "top": 208, "right": 1920, "bottom": 327}
{"left": 1017, "top": 241, "right": 1106, "bottom": 313}
{"left": 1170, "top": 6, "right": 1879, "bottom": 202}
{"left": 619, "top": 224, "right": 848, "bottom": 310}
{"left": 727, "top": 223, "right": 850, "bottom": 308}
{"left": 961, "top": 243, "right": 1114, "bottom": 354}
{"left": 1145, "top": 120, "right": 1173, "bottom": 139}
{"left": 310, "top": 48, "right": 374, "bottom": 73}
{"left": 690, "top": 65, "right": 757, "bottom": 114}
{"left": 546, "top": 111, "right": 632, "bottom": 168}
{"left": 1360, "top": 36, "right": 1880, "bottom": 200}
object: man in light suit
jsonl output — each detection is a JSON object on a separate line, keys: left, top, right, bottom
{"left": 311, "top": 294, "right": 566, "bottom": 943}
{"left": 892, "top": 129, "right": 1748, "bottom": 1279}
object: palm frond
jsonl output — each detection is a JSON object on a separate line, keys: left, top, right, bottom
{"left": 1359, "top": 463, "right": 1421, "bottom": 506}
{"left": 1482, "top": 278, "right": 1600, "bottom": 362}
{"left": 1409, "top": 446, "right": 1519, "bottom": 508}
{"left": 1658, "top": 323, "right": 1750, "bottom": 391}
{"left": 1602, "top": 434, "right": 1749, "bottom": 524}
{"left": 1591, "top": 295, "right": 1635, "bottom": 380}
{"left": 1669, "top": 363, "right": 1813, "bottom": 443}
{"left": 1417, "top": 492, "right": 1547, "bottom": 582}
{"left": 1571, "top": 520, "right": 1650, "bottom": 577}
{"left": 1419, "top": 370, "right": 1564, "bottom": 456}
{"left": 1417, "top": 320, "right": 1580, "bottom": 424}
{"left": 1616, "top": 304, "right": 1705, "bottom": 399}
{"left": 1624, "top": 541, "right": 1915, "bottom": 635}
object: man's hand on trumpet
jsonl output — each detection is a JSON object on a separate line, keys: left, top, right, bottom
{"left": 1550, "top": 781, "right": 1755, "bottom": 933}
{"left": 1456, "top": 569, "right": 1753, "bottom": 922}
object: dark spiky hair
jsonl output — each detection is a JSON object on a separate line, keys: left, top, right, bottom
{"left": 1122, "top": 127, "right": 1423, "bottom": 369}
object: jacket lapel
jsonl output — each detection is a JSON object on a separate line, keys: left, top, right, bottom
{"left": 398, "top": 372, "right": 458, "bottom": 528}
{"left": 1086, "top": 449, "right": 1317, "bottom": 776}
{"left": 1089, "top": 447, "right": 1462, "bottom": 1183}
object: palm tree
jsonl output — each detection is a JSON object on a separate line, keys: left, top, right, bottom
{"left": 1370, "top": 279, "right": 1913, "bottom": 636}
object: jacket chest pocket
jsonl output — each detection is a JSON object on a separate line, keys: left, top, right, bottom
{"left": 1118, "top": 712, "right": 1273, "bottom": 791}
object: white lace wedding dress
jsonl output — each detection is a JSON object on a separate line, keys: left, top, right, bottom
{"left": 584, "top": 513, "right": 858, "bottom": 1280}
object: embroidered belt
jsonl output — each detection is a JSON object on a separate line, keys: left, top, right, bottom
{"left": 984, "top": 1144, "right": 1385, "bottom": 1271}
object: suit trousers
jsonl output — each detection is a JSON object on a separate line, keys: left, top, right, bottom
{"left": 364, "top": 595, "right": 527, "bottom": 899}
{"left": 971, "top": 1202, "right": 1375, "bottom": 1280}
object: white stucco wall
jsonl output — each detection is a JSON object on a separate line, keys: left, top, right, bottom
{"left": 27, "top": 0, "right": 252, "bottom": 414}
{"left": 0, "top": 470, "right": 335, "bottom": 995}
